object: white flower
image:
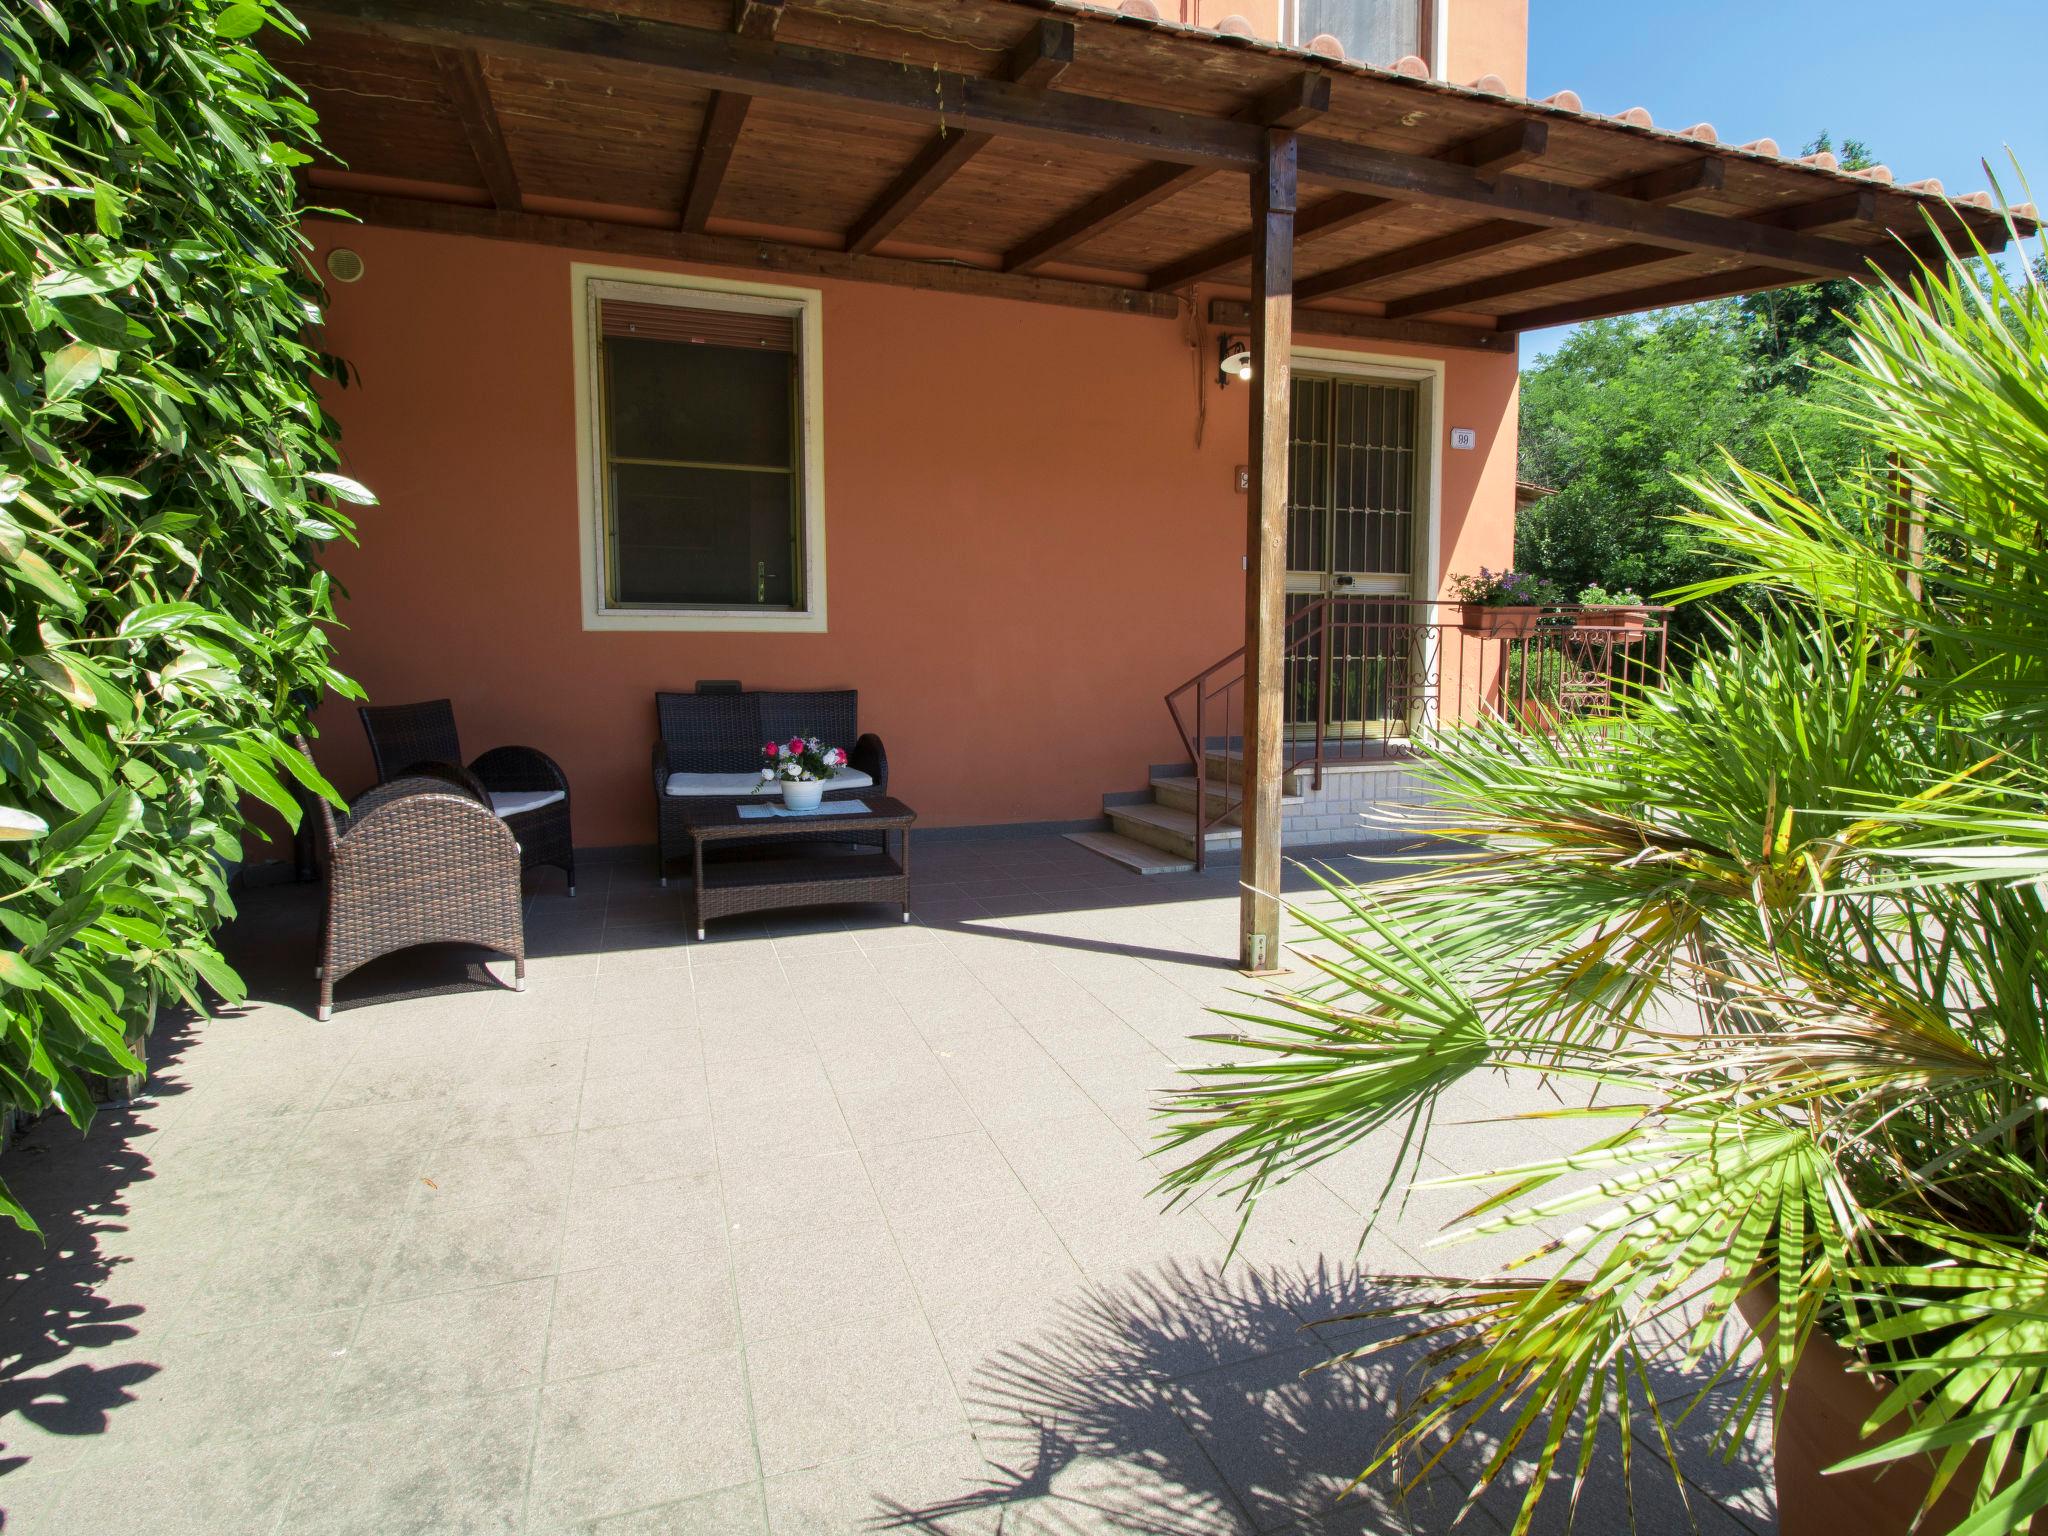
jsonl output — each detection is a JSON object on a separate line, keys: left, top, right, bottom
{"left": 760, "top": 767, "right": 775, "bottom": 780}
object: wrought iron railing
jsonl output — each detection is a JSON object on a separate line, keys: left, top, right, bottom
{"left": 1163, "top": 598, "right": 1672, "bottom": 870}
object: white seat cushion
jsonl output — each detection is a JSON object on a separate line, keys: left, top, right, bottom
{"left": 663, "top": 768, "right": 873, "bottom": 798}
{"left": 488, "top": 789, "right": 565, "bottom": 818}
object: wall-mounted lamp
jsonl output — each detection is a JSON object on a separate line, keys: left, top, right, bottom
{"left": 1217, "top": 335, "right": 1253, "bottom": 387}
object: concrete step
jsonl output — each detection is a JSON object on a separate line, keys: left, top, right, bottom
{"left": 1107, "top": 801, "right": 1241, "bottom": 860}
{"left": 1148, "top": 776, "right": 1304, "bottom": 823}
{"left": 1202, "top": 749, "right": 1306, "bottom": 790}
{"left": 1062, "top": 830, "right": 1195, "bottom": 875}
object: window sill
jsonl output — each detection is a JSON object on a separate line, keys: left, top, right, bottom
{"left": 582, "top": 607, "right": 827, "bottom": 635}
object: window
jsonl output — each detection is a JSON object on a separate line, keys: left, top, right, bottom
{"left": 1287, "top": 0, "right": 1433, "bottom": 71}
{"left": 574, "top": 268, "right": 825, "bottom": 632}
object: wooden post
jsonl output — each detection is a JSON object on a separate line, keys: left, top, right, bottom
{"left": 1240, "top": 129, "right": 1296, "bottom": 973}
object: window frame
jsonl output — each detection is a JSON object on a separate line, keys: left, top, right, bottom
{"left": 572, "top": 263, "right": 827, "bottom": 633}
{"left": 1283, "top": 0, "right": 1441, "bottom": 74}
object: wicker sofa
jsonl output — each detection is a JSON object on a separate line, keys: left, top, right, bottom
{"left": 653, "top": 689, "right": 887, "bottom": 884}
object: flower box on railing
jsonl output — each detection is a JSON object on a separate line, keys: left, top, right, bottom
{"left": 1571, "top": 605, "right": 1652, "bottom": 637}
{"left": 1458, "top": 603, "right": 1544, "bottom": 639}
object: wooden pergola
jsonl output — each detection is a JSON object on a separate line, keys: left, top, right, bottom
{"left": 277, "top": 0, "right": 2030, "bottom": 969}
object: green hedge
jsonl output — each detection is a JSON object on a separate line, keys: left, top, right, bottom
{"left": 0, "top": 0, "right": 365, "bottom": 1228}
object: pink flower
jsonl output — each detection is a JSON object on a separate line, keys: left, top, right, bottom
{"left": 787, "top": 736, "right": 805, "bottom": 756}
{"left": 763, "top": 742, "right": 778, "bottom": 757}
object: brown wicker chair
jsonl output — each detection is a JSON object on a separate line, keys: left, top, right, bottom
{"left": 359, "top": 700, "right": 576, "bottom": 895}
{"left": 309, "top": 762, "right": 526, "bottom": 1021}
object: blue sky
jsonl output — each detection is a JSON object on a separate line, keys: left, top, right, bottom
{"left": 1519, "top": 0, "right": 2047, "bottom": 364}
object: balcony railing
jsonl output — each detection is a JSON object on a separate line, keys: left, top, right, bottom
{"left": 1163, "top": 597, "right": 1672, "bottom": 869}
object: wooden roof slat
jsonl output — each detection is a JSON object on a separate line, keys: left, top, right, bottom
{"left": 1385, "top": 244, "right": 1681, "bottom": 319}
{"left": 1382, "top": 160, "right": 1723, "bottom": 318}
{"left": 1146, "top": 191, "right": 1394, "bottom": 290}
{"left": 845, "top": 20, "right": 1073, "bottom": 258}
{"left": 1299, "top": 219, "right": 1546, "bottom": 302}
{"left": 1499, "top": 264, "right": 1799, "bottom": 331}
{"left": 679, "top": 0, "right": 786, "bottom": 232}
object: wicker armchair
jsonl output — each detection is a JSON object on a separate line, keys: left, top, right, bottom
{"left": 359, "top": 699, "right": 575, "bottom": 895}
{"left": 652, "top": 688, "right": 887, "bottom": 884}
{"left": 309, "top": 765, "right": 525, "bottom": 1021}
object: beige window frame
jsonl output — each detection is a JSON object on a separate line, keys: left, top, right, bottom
{"left": 572, "top": 264, "right": 827, "bottom": 633}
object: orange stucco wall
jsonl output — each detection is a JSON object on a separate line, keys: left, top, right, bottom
{"left": 306, "top": 224, "right": 1517, "bottom": 845}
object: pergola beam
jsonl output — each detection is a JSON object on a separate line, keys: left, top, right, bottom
{"left": 1004, "top": 71, "right": 1330, "bottom": 274}
{"left": 296, "top": 0, "right": 1986, "bottom": 280}
{"left": 1208, "top": 298, "right": 1513, "bottom": 353}
{"left": 431, "top": 47, "right": 522, "bottom": 211}
{"left": 678, "top": 0, "right": 785, "bottom": 233}
{"left": 311, "top": 192, "right": 1181, "bottom": 319}
{"left": 1442, "top": 119, "right": 1548, "bottom": 178}
{"left": 845, "top": 20, "right": 1073, "bottom": 257}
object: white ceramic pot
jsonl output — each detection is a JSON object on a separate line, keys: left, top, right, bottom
{"left": 781, "top": 778, "right": 826, "bottom": 812}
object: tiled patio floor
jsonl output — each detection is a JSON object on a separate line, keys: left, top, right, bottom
{"left": 0, "top": 834, "right": 1773, "bottom": 1534}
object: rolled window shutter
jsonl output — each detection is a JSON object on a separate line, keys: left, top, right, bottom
{"left": 600, "top": 299, "right": 795, "bottom": 351}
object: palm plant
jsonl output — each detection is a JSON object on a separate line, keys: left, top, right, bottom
{"left": 1158, "top": 201, "right": 2048, "bottom": 1535}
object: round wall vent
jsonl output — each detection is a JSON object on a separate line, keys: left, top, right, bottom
{"left": 325, "top": 248, "right": 366, "bottom": 284}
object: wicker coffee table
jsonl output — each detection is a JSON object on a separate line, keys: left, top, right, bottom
{"left": 679, "top": 795, "right": 915, "bottom": 940}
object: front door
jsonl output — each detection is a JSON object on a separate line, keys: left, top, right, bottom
{"left": 1284, "top": 372, "right": 1425, "bottom": 739}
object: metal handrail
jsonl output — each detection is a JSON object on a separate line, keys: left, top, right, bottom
{"left": 1163, "top": 599, "right": 1674, "bottom": 870}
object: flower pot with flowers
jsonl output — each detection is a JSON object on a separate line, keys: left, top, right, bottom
{"left": 1572, "top": 583, "right": 1655, "bottom": 636}
{"left": 1451, "top": 568, "right": 1563, "bottom": 637}
{"left": 755, "top": 736, "right": 849, "bottom": 812}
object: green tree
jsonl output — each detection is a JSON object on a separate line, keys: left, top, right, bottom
{"left": 0, "top": 0, "right": 364, "bottom": 1227}
{"left": 1516, "top": 306, "right": 1868, "bottom": 636}
{"left": 1517, "top": 134, "right": 1881, "bottom": 626}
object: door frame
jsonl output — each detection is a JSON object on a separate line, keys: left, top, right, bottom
{"left": 1287, "top": 346, "right": 1444, "bottom": 607}
{"left": 1287, "top": 347, "right": 1446, "bottom": 738}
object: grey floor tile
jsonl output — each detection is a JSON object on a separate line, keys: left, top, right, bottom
{"left": 377, "top": 1198, "right": 563, "bottom": 1302}
{"left": 745, "top": 1307, "right": 966, "bottom": 1476}
{"left": 731, "top": 1219, "right": 920, "bottom": 1342}
{"left": 526, "top": 1350, "right": 755, "bottom": 1527}
{"left": 281, "top": 1389, "right": 537, "bottom": 1534}
{"left": 48, "top": 1426, "right": 318, "bottom": 1535}
{"left": 558, "top": 1174, "right": 726, "bottom": 1272}
{"left": 330, "top": 1275, "right": 553, "bottom": 1420}
{"left": 547, "top": 1256, "right": 738, "bottom": 1379}
{"left": 864, "top": 1132, "right": 1028, "bottom": 1218}
{"left": 570, "top": 1115, "right": 715, "bottom": 1191}
{"left": 545, "top": 1481, "right": 768, "bottom": 1535}
{"left": 721, "top": 1147, "right": 883, "bottom": 1246}
{"left": 763, "top": 1432, "right": 1005, "bottom": 1535}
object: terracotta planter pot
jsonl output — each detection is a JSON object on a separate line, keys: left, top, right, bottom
{"left": 1572, "top": 605, "right": 1650, "bottom": 636}
{"left": 1735, "top": 1286, "right": 1983, "bottom": 1535}
{"left": 1459, "top": 603, "right": 1544, "bottom": 638}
